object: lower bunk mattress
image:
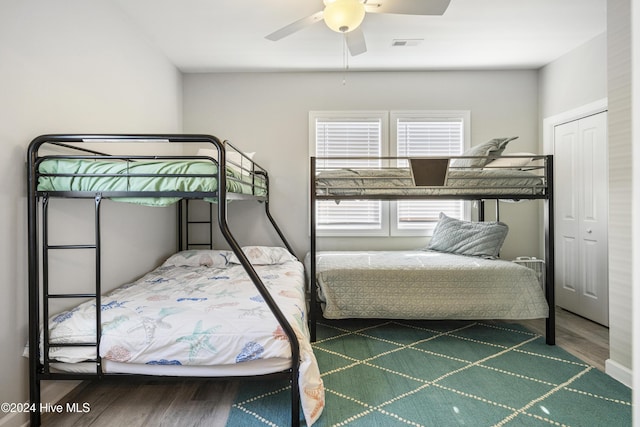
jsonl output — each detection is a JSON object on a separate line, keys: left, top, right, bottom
{"left": 30, "top": 247, "right": 324, "bottom": 425}
{"left": 306, "top": 250, "right": 548, "bottom": 320}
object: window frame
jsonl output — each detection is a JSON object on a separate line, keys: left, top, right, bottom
{"left": 310, "top": 110, "right": 471, "bottom": 237}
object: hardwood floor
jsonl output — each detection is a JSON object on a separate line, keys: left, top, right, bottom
{"left": 516, "top": 306, "right": 609, "bottom": 371}
{"left": 43, "top": 380, "right": 239, "bottom": 426}
{"left": 42, "top": 307, "right": 609, "bottom": 426}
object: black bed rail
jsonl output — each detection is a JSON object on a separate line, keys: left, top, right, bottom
{"left": 27, "top": 134, "right": 301, "bottom": 427}
{"left": 257, "top": 171, "right": 298, "bottom": 258}
{"left": 213, "top": 142, "right": 301, "bottom": 426}
{"left": 29, "top": 134, "right": 268, "bottom": 202}
{"left": 312, "top": 154, "right": 549, "bottom": 200}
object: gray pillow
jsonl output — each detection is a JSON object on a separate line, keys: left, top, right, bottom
{"left": 427, "top": 213, "right": 509, "bottom": 258}
{"left": 451, "top": 137, "right": 518, "bottom": 169}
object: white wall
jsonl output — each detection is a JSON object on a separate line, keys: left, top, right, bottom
{"left": 183, "top": 70, "right": 541, "bottom": 261}
{"left": 0, "top": 0, "right": 182, "bottom": 424}
{"left": 631, "top": 0, "right": 640, "bottom": 418}
{"left": 538, "top": 33, "right": 607, "bottom": 119}
{"left": 606, "top": 0, "right": 633, "bottom": 384}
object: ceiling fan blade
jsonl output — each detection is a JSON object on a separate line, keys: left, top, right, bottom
{"left": 364, "top": 0, "right": 451, "bottom": 15}
{"left": 346, "top": 27, "right": 367, "bottom": 56}
{"left": 265, "top": 11, "right": 324, "bottom": 41}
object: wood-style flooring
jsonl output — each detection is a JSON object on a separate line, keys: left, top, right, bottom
{"left": 43, "top": 379, "right": 239, "bottom": 426}
{"left": 517, "top": 306, "right": 609, "bottom": 372}
{"left": 42, "top": 307, "right": 609, "bottom": 426}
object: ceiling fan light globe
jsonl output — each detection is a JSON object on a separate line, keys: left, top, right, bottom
{"left": 323, "top": 0, "right": 366, "bottom": 33}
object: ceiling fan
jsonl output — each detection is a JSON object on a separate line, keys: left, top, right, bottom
{"left": 265, "top": 0, "right": 451, "bottom": 56}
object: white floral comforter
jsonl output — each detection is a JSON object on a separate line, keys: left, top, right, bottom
{"left": 40, "top": 247, "right": 324, "bottom": 425}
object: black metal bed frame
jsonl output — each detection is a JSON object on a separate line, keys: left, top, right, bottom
{"left": 27, "top": 134, "right": 302, "bottom": 426}
{"left": 308, "top": 155, "right": 555, "bottom": 346}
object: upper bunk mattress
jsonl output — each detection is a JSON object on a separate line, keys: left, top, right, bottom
{"left": 306, "top": 250, "right": 548, "bottom": 320}
{"left": 37, "top": 158, "right": 266, "bottom": 206}
{"left": 314, "top": 168, "right": 545, "bottom": 197}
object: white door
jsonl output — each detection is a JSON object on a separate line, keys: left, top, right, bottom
{"left": 554, "top": 112, "right": 608, "bottom": 326}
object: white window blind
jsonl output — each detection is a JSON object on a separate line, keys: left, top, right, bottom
{"left": 314, "top": 117, "right": 384, "bottom": 232}
{"left": 394, "top": 115, "right": 465, "bottom": 231}
{"left": 316, "top": 120, "right": 382, "bottom": 168}
{"left": 396, "top": 118, "right": 464, "bottom": 162}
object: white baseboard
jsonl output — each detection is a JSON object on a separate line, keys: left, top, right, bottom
{"left": 0, "top": 381, "right": 82, "bottom": 427}
{"left": 605, "top": 358, "right": 633, "bottom": 388}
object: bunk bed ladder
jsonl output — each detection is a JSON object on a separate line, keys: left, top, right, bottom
{"left": 41, "top": 194, "right": 103, "bottom": 377}
{"left": 179, "top": 199, "right": 214, "bottom": 250}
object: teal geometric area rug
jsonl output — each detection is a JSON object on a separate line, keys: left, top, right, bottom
{"left": 227, "top": 319, "right": 631, "bottom": 427}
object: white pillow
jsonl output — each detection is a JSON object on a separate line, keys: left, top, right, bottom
{"left": 484, "top": 152, "right": 536, "bottom": 169}
{"left": 450, "top": 137, "right": 518, "bottom": 169}
{"left": 197, "top": 148, "right": 256, "bottom": 173}
{"left": 162, "top": 250, "right": 231, "bottom": 268}
{"left": 228, "top": 246, "right": 297, "bottom": 265}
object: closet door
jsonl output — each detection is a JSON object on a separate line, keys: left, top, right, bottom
{"left": 554, "top": 112, "right": 608, "bottom": 326}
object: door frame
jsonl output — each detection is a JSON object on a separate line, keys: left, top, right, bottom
{"left": 542, "top": 98, "right": 608, "bottom": 154}
{"left": 541, "top": 99, "right": 609, "bottom": 281}
{"left": 542, "top": 98, "right": 609, "bottom": 325}
{"left": 552, "top": 112, "right": 609, "bottom": 325}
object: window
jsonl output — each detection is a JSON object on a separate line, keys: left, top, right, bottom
{"left": 310, "top": 110, "right": 469, "bottom": 236}
{"left": 391, "top": 111, "right": 469, "bottom": 235}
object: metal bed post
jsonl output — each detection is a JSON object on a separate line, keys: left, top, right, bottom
{"left": 309, "top": 157, "right": 317, "bottom": 342}
{"left": 42, "top": 197, "right": 50, "bottom": 377}
{"left": 27, "top": 142, "right": 41, "bottom": 427}
{"left": 477, "top": 200, "right": 499, "bottom": 222}
{"left": 544, "top": 155, "right": 556, "bottom": 345}
{"left": 213, "top": 137, "right": 301, "bottom": 427}
{"left": 94, "top": 194, "right": 103, "bottom": 375}
{"left": 177, "top": 200, "right": 184, "bottom": 251}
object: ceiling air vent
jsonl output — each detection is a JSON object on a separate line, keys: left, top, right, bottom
{"left": 391, "top": 39, "right": 423, "bottom": 47}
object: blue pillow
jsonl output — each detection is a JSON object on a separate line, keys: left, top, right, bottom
{"left": 427, "top": 213, "right": 509, "bottom": 259}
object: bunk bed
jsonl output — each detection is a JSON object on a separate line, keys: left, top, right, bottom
{"left": 27, "top": 134, "right": 323, "bottom": 427}
{"left": 308, "top": 148, "right": 555, "bottom": 346}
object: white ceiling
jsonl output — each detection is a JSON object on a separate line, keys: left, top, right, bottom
{"left": 112, "top": 0, "right": 606, "bottom": 73}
